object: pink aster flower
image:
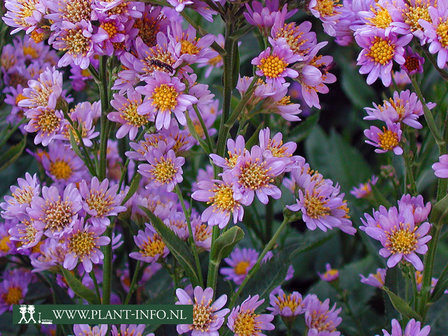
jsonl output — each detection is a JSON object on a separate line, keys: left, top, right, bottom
{"left": 397, "top": 194, "right": 431, "bottom": 224}
{"left": 108, "top": 88, "right": 149, "bottom": 140}
{"left": 227, "top": 295, "right": 274, "bottom": 336}
{"left": 8, "top": 216, "right": 43, "bottom": 250}
{"left": 137, "top": 71, "right": 198, "bottom": 130}
{"left": 24, "top": 106, "right": 65, "bottom": 146}
{"left": 1, "top": 173, "right": 40, "bottom": 220}
{"left": 271, "top": 20, "right": 317, "bottom": 59}
{"left": 360, "top": 204, "right": 432, "bottom": 271}
{"left": 129, "top": 223, "right": 169, "bottom": 263}
{"left": 167, "top": 0, "right": 193, "bottom": 12}
{"left": 27, "top": 183, "right": 82, "bottom": 238}
{"left": 357, "top": 0, "right": 399, "bottom": 36}
{"left": 304, "top": 294, "right": 342, "bottom": 336}
{"left": 73, "top": 325, "right": 108, "bottom": 336}
{"left": 258, "top": 128, "right": 298, "bottom": 170}
{"left": 355, "top": 31, "right": 412, "bottom": 86}
{"left": 318, "top": 263, "right": 339, "bottom": 282}
{"left": 192, "top": 173, "right": 244, "bottom": 229}
{"left": 3, "top": 0, "right": 47, "bottom": 34}
{"left": 0, "top": 268, "right": 33, "bottom": 314}
{"left": 350, "top": 175, "right": 379, "bottom": 199}
{"left": 220, "top": 247, "right": 259, "bottom": 285}
{"left": 309, "top": 0, "right": 342, "bottom": 36}
{"left": 95, "top": 18, "right": 127, "bottom": 56}
{"left": 63, "top": 219, "right": 110, "bottom": 273}
{"left": 175, "top": 286, "right": 229, "bottom": 335}
{"left": 364, "top": 122, "right": 403, "bottom": 155}
{"left": 360, "top": 268, "right": 386, "bottom": 288}
{"left": 433, "top": 154, "right": 448, "bottom": 178}
{"left": 79, "top": 177, "right": 127, "bottom": 226}
{"left": 210, "top": 135, "right": 247, "bottom": 171}
{"left": 138, "top": 142, "right": 185, "bottom": 192}
{"left": 252, "top": 43, "right": 301, "bottom": 84}
{"left": 60, "top": 101, "right": 100, "bottom": 147}
{"left": 379, "top": 318, "right": 430, "bottom": 336}
{"left": 164, "top": 211, "right": 189, "bottom": 240}
{"left": 268, "top": 288, "right": 306, "bottom": 318}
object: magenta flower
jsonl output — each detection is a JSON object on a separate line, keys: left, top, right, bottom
{"left": 175, "top": 286, "right": 229, "bottom": 335}
{"left": 350, "top": 175, "right": 378, "bottom": 199}
{"left": 220, "top": 247, "right": 259, "bottom": 285}
{"left": 63, "top": 219, "right": 110, "bottom": 273}
{"left": 227, "top": 295, "right": 274, "bottom": 336}
{"left": 397, "top": 194, "right": 431, "bottom": 224}
{"left": 364, "top": 122, "right": 403, "bottom": 155}
{"left": 318, "top": 263, "right": 339, "bottom": 282}
{"left": 252, "top": 43, "right": 301, "bottom": 84}
{"left": 379, "top": 319, "right": 430, "bottom": 336}
{"left": 129, "top": 223, "right": 169, "bottom": 263}
{"left": 271, "top": 20, "right": 317, "bottom": 59}
{"left": 27, "top": 184, "right": 82, "bottom": 238}
{"left": 433, "top": 154, "right": 448, "bottom": 178}
{"left": 108, "top": 88, "right": 149, "bottom": 140}
{"left": 268, "top": 288, "right": 306, "bottom": 318}
{"left": 192, "top": 173, "right": 244, "bottom": 229}
{"left": 304, "top": 294, "right": 342, "bottom": 336}
{"left": 360, "top": 268, "right": 386, "bottom": 288}
{"left": 79, "top": 177, "right": 126, "bottom": 226}
{"left": 1, "top": 173, "right": 40, "bottom": 220}
{"left": 355, "top": 31, "right": 412, "bottom": 86}
{"left": 73, "top": 325, "right": 108, "bottom": 336}
{"left": 24, "top": 106, "right": 65, "bottom": 146}
{"left": 137, "top": 72, "right": 198, "bottom": 130}
{"left": 360, "top": 204, "right": 431, "bottom": 271}
{"left": 3, "top": 0, "right": 47, "bottom": 34}
{"left": 0, "top": 269, "right": 33, "bottom": 314}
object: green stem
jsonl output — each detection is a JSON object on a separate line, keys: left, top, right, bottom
{"left": 229, "top": 218, "right": 289, "bottom": 308}
{"left": 193, "top": 104, "right": 214, "bottom": 152}
{"left": 102, "top": 227, "right": 113, "bottom": 304}
{"left": 124, "top": 261, "right": 141, "bottom": 304}
{"left": 206, "top": 226, "right": 220, "bottom": 289}
{"left": 98, "top": 56, "right": 110, "bottom": 180}
{"left": 403, "top": 149, "right": 417, "bottom": 195}
{"left": 421, "top": 47, "right": 448, "bottom": 82}
{"left": 175, "top": 185, "right": 204, "bottom": 286}
{"left": 265, "top": 200, "right": 274, "bottom": 244}
{"left": 90, "top": 271, "right": 101, "bottom": 303}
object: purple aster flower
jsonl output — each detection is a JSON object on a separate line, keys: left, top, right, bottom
{"left": 61, "top": 101, "right": 100, "bottom": 147}
{"left": 3, "top": 0, "right": 47, "bottom": 34}
{"left": 137, "top": 71, "right": 198, "bottom": 130}
{"left": 175, "top": 286, "right": 229, "bottom": 335}
{"left": 129, "top": 223, "right": 169, "bottom": 263}
{"left": 8, "top": 216, "right": 43, "bottom": 250}
{"left": 63, "top": 219, "right": 110, "bottom": 273}
{"left": 433, "top": 154, "right": 448, "bottom": 178}
{"left": 27, "top": 183, "right": 82, "bottom": 238}
{"left": 355, "top": 31, "right": 412, "bottom": 86}
{"left": 95, "top": 18, "right": 126, "bottom": 56}
{"left": 309, "top": 0, "right": 342, "bottom": 37}
{"left": 304, "top": 294, "right": 342, "bottom": 336}
{"left": 210, "top": 135, "right": 247, "bottom": 171}
{"left": 259, "top": 128, "right": 298, "bottom": 170}
{"left": 42, "top": 142, "right": 87, "bottom": 186}
{"left": 45, "top": 0, "right": 92, "bottom": 25}
{"left": 350, "top": 175, "right": 379, "bottom": 199}
{"left": 192, "top": 173, "right": 244, "bottom": 229}
{"left": 24, "top": 106, "right": 65, "bottom": 146}
{"left": 0, "top": 269, "right": 33, "bottom": 314}
{"left": 360, "top": 204, "right": 431, "bottom": 271}
{"left": 138, "top": 142, "right": 185, "bottom": 192}
{"left": 357, "top": 0, "right": 399, "bottom": 36}
{"left": 271, "top": 20, "right": 317, "bottom": 59}
{"left": 1, "top": 173, "right": 40, "bottom": 220}
{"left": 164, "top": 211, "right": 189, "bottom": 240}
{"left": 108, "top": 88, "right": 149, "bottom": 140}
{"left": 397, "top": 194, "right": 431, "bottom": 224}
{"left": 252, "top": 42, "right": 301, "bottom": 84}
{"left": 220, "top": 247, "right": 259, "bottom": 285}
{"left": 268, "top": 288, "right": 306, "bottom": 318}
{"left": 360, "top": 268, "right": 386, "bottom": 288}
{"left": 167, "top": 0, "right": 193, "bottom": 12}
{"left": 318, "top": 263, "right": 339, "bottom": 282}
{"left": 227, "top": 295, "right": 274, "bottom": 336}
{"left": 364, "top": 122, "right": 403, "bottom": 155}
{"left": 0, "top": 221, "right": 17, "bottom": 256}
{"left": 192, "top": 215, "right": 212, "bottom": 251}
{"left": 379, "top": 318, "right": 430, "bottom": 336}
{"left": 197, "top": 34, "right": 224, "bottom": 78}
{"left": 79, "top": 177, "right": 126, "bottom": 226}
{"left": 30, "top": 238, "right": 67, "bottom": 272}
{"left": 226, "top": 145, "right": 286, "bottom": 206}
{"left": 73, "top": 325, "right": 108, "bottom": 336}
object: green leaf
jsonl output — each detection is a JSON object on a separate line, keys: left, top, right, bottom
{"left": 289, "top": 111, "right": 320, "bottom": 143}
{"left": 61, "top": 268, "right": 100, "bottom": 304}
{"left": 139, "top": 206, "right": 201, "bottom": 286}
{"left": 232, "top": 42, "right": 240, "bottom": 88}
{"left": 0, "top": 135, "right": 27, "bottom": 172}
{"left": 383, "top": 287, "right": 422, "bottom": 320}
{"left": 430, "top": 193, "right": 448, "bottom": 227}
{"left": 121, "top": 173, "right": 142, "bottom": 205}
{"left": 210, "top": 226, "right": 244, "bottom": 262}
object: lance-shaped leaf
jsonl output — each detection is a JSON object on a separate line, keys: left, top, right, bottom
{"left": 0, "top": 135, "right": 27, "bottom": 172}
{"left": 139, "top": 206, "right": 201, "bottom": 286}
{"left": 121, "top": 173, "right": 142, "bottom": 205}
{"left": 61, "top": 268, "right": 100, "bottom": 304}
{"left": 210, "top": 226, "right": 244, "bottom": 262}
{"left": 383, "top": 287, "right": 422, "bottom": 321}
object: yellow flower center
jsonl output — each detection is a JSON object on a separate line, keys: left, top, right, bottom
{"left": 12, "top": 186, "right": 34, "bottom": 204}
{"left": 194, "top": 223, "right": 210, "bottom": 243}
{"left": 238, "top": 161, "right": 272, "bottom": 190}
{"left": 15, "top": 93, "right": 27, "bottom": 105}
{"left": 315, "top": 0, "right": 341, "bottom": 17}
{"left": 193, "top": 301, "right": 214, "bottom": 332}
{"left": 208, "top": 184, "right": 238, "bottom": 212}
{"left": 415, "top": 271, "right": 423, "bottom": 286}
{"left": 258, "top": 55, "right": 287, "bottom": 79}
{"left": 86, "top": 191, "right": 114, "bottom": 217}
{"left": 42, "top": 198, "right": 74, "bottom": 233}
{"left": 18, "top": 218, "right": 38, "bottom": 246}
{"left": 436, "top": 21, "right": 448, "bottom": 47}
{"left": 14, "top": 0, "right": 37, "bottom": 27}
{"left": 143, "top": 48, "right": 175, "bottom": 75}
{"left": 141, "top": 233, "right": 165, "bottom": 257}
{"left": 368, "top": 37, "right": 395, "bottom": 65}
{"left": 49, "top": 160, "right": 73, "bottom": 180}
{"left": 0, "top": 236, "right": 11, "bottom": 253}
{"left": 23, "top": 46, "right": 39, "bottom": 58}
{"left": 373, "top": 270, "right": 385, "bottom": 286}
{"left": 278, "top": 95, "right": 291, "bottom": 106}
{"left": 267, "top": 139, "right": 289, "bottom": 158}
{"left": 304, "top": 192, "right": 331, "bottom": 219}
{"left": 31, "top": 30, "right": 46, "bottom": 43}
{"left": 378, "top": 128, "right": 399, "bottom": 151}
{"left": 310, "top": 310, "right": 336, "bottom": 332}
{"left": 233, "top": 311, "right": 259, "bottom": 336}
{"left": 181, "top": 40, "right": 200, "bottom": 55}
{"left": 369, "top": 6, "right": 392, "bottom": 29}
{"left": 403, "top": 1, "right": 431, "bottom": 32}
{"left": 101, "top": 22, "right": 118, "bottom": 38}
{"left": 62, "top": 0, "right": 92, "bottom": 23}
{"left": 37, "top": 108, "right": 61, "bottom": 135}
{"left": 69, "top": 231, "right": 95, "bottom": 259}
{"left": 234, "top": 261, "right": 250, "bottom": 275}
{"left": 3, "top": 286, "right": 23, "bottom": 305}
{"left": 121, "top": 101, "right": 148, "bottom": 127}
{"left": 276, "top": 293, "right": 301, "bottom": 313}
{"left": 275, "top": 23, "right": 308, "bottom": 55}
{"left": 135, "top": 13, "right": 164, "bottom": 47}
{"left": 324, "top": 269, "right": 339, "bottom": 278}
{"left": 151, "top": 157, "right": 177, "bottom": 185}
{"left": 62, "top": 28, "right": 91, "bottom": 56}
{"left": 386, "top": 224, "right": 418, "bottom": 254}
{"left": 151, "top": 84, "right": 179, "bottom": 112}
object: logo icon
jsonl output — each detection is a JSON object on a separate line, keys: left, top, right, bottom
{"left": 17, "top": 305, "right": 36, "bottom": 324}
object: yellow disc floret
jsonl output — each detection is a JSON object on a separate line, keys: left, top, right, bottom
{"left": 386, "top": 224, "right": 418, "bottom": 254}
{"left": 368, "top": 37, "right": 395, "bottom": 65}
{"left": 49, "top": 160, "right": 73, "bottom": 180}
{"left": 258, "top": 55, "right": 287, "bottom": 79}
{"left": 151, "top": 84, "right": 179, "bottom": 112}
{"left": 69, "top": 231, "right": 95, "bottom": 260}
{"left": 378, "top": 128, "right": 399, "bottom": 151}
